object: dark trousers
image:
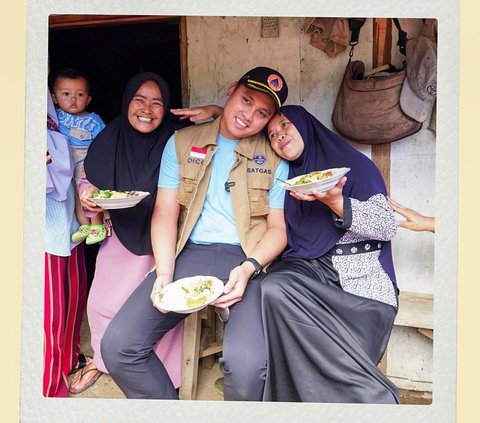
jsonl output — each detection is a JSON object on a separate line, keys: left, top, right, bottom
{"left": 101, "top": 242, "right": 267, "bottom": 400}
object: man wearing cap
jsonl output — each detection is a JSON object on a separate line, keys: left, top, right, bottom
{"left": 101, "top": 66, "right": 289, "bottom": 401}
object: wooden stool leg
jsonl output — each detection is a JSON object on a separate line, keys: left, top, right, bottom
{"left": 179, "top": 312, "right": 202, "bottom": 400}
{"left": 201, "top": 306, "right": 216, "bottom": 369}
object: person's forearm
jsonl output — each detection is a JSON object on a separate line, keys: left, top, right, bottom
{"left": 428, "top": 217, "right": 435, "bottom": 233}
{"left": 150, "top": 192, "right": 180, "bottom": 280}
{"left": 252, "top": 227, "right": 287, "bottom": 264}
{"left": 240, "top": 225, "right": 286, "bottom": 277}
{"left": 77, "top": 176, "right": 92, "bottom": 195}
{"left": 251, "top": 209, "right": 287, "bottom": 266}
{"left": 151, "top": 216, "right": 177, "bottom": 280}
{"left": 327, "top": 196, "right": 344, "bottom": 218}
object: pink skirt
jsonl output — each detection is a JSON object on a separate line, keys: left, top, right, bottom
{"left": 87, "top": 230, "right": 183, "bottom": 387}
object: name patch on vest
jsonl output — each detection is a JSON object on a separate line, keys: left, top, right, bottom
{"left": 247, "top": 167, "right": 272, "bottom": 174}
{"left": 187, "top": 157, "right": 204, "bottom": 164}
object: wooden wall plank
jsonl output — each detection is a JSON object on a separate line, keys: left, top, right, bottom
{"left": 371, "top": 18, "right": 393, "bottom": 195}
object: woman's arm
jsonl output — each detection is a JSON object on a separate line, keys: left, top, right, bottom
{"left": 346, "top": 194, "right": 397, "bottom": 241}
{"left": 77, "top": 176, "right": 104, "bottom": 215}
{"left": 289, "top": 176, "right": 347, "bottom": 217}
{"left": 170, "top": 105, "right": 223, "bottom": 123}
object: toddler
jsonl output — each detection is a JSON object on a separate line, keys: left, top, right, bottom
{"left": 50, "top": 69, "right": 106, "bottom": 244}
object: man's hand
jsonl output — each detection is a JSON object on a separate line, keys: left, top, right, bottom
{"left": 150, "top": 273, "right": 173, "bottom": 314}
{"left": 211, "top": 263, "right": 252, "bottom": 309}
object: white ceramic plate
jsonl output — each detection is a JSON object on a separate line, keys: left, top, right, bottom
{"left": 90, "top": 191, "right": 150, "bottom": 209}
{"left": 281, "top": 167, "right": 350, "bottom": 195}
{"left": 152, "top": 275, "right": 225, "bottom": 314}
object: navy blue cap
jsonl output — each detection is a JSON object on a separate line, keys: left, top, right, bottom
{"left": 238, "top": 66, "right": 288, "bottom": 109}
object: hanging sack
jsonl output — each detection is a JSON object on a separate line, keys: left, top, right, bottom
{"left": 331, "top": 19, "right": 422, "bottom": 144}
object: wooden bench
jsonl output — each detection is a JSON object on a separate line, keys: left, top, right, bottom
{"left": 395, "top": 291, "right": 434, "bottom": 339}
{"left": 378, "top": 291, "right": 434, "bottom": 374}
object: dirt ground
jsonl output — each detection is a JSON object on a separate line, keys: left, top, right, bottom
{"left": 69, "top": 315, "right": 431, "bottom": 404}
{"left": 68, "top": 316, "right": 223, "bottom": 400}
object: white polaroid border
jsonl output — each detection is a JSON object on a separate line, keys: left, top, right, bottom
{"left": 22, "top": 0, "right": 458, "bottom": 422}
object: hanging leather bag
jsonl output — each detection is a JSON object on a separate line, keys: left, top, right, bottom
{"left": 331, "top": 19, "right": 422, "bottom": 144}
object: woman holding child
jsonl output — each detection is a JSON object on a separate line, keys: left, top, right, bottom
{"left": 261, "top": 105, "right": 400, "bottom": 403}
{"left": 67, "top": 72, "right": 217, "bottom": 394}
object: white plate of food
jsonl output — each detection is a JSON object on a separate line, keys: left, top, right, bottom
{"left": 280, "top": 167, "right": 350, "bottom": 195}
{"left": 90, "top": 190, "right": 150, "bottom": 209}
{"left": 152, "top": 275, "right": 225, "bottom": 314}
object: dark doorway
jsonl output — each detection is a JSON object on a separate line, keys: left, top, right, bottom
{"left": 48, "top": 18, "right": 182, "bottom": 124}
{"left": 48, "top": 17, "right": 183, "bottom": 287}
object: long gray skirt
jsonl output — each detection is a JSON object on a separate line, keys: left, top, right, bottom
{"left": 261, "top": 257, "right": 400, "bottom": 403}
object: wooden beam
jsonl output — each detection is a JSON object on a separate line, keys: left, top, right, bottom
{"left": 49, "top": 14, "right": 177, "bottom": 29}
{"left": 373, "top": 18, "right": 392, "bottom": 66}
{"left": 200, "top": 340, "right": 223, "bottom": 358}
{"left": 417, "top": 328, "right": 434, "bottom": 340}
{"left": 179, "top": 16, "right": 190, "bottom": 107}
{"left": 371, "top": 18, "right": 393, "bottom": 195}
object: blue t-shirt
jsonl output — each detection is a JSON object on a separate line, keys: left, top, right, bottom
{"left": 158, "top": 133, "right": 289, "bottom": 245}
{"left": 56, "top": 109, "right": 105, "bottom": 148}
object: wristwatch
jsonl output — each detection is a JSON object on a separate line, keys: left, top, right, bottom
{"left": 241, "top": 257, "right": 263, "bottom": 279}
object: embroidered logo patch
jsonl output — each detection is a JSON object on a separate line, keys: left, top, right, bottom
{"left": 189, "top": 146, "right": 208, "bottom": 159}
{"left": 253, "top": 154, "right": 267, "bottom": 166}
{"left": 267, "top": 74, "right": 283, "bottom": 92}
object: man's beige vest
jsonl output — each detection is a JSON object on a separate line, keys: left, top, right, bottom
{"left": 174, "top": 117, "right": 282, "bottom": 257}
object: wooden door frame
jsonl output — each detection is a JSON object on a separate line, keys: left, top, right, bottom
{"left": 49, "top": 14, "right": 190, "bottom": 107}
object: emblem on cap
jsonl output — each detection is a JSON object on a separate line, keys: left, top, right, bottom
{"left": 267, "top": 74, "right": 283, "bottom": 92}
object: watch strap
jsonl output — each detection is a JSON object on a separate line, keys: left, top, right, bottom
{"left": 241, "top": 257, "right": 263, "bottom": 279}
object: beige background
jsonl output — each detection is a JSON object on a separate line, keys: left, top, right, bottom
{"left": 0, "top": 0, "right": 474, "bottom": 421}
{"left": 0, "top": 1, "right": 26, "bottom": 421}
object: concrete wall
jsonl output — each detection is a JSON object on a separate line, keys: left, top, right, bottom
{"left": 186, "top": 16, "right": 435, "bottom": 391}
{"left": 186, "top": 16, "right": 301, "bottom": 108}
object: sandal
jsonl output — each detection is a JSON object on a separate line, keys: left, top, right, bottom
{"left": 69, "top": 353, "right": 91, "bottom": 375}
{"left": 68, "top": 362, "right": 103, "bottom": 395}
{"left": 85, "top": 224, "right": 107, "bottom": 245}
{"left": 71, "top": 225, "right": 90, "bottom": 243}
